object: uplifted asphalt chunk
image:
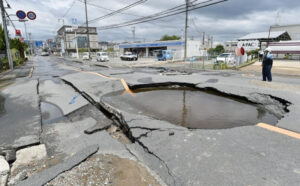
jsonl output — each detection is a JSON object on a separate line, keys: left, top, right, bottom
{"left": 16, "top": 145, "right": 99, "bottom": 186}
{"left": 84, "top": 121, "right": 113, "bottom": 134}
{"left": 39, "top": 79, "right": 88, "bottom": 116}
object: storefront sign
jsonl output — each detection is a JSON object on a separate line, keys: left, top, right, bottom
{"left": 237, "top": 40, "right": 259, "bottom": 51}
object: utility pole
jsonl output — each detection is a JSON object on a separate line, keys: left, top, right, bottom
{"left": 84, "top": 0, "right": 91, "bottom": 54}
{"left": 132, "top": 26, "right": 135, "bottom": 43}
{"left": 184, "top": 0, "right": 189, "bottom": 61}
{"left": 0, "top": 0, "right": 13, "bottom": 69}
{"left": 28, "top": 33, "right": 34, "bottom": 55}
{"left": 202, "top": 32, "right": 205, "bottom": 46}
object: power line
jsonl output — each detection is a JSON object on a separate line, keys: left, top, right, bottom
{"left": 97, "top": 0, "right": 228, "bottom": 30}
{"left": 88, "top": 0, "right": 148, "bottom": 23}
{"left": 5, "top": 11, "right": 16, "bottom": 30}
{"left": 62, "top": 0, "right": 76, "bottom": 18}
{"left": 77, "top": 0, "right": 180, "bottom": 29}
{"left": 97, "top": 0, "right": 216, "bottom": 30}
{"left": 77, "top": 0, "right": 141, "bottom": 18}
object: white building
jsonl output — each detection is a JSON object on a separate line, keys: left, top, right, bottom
{"left": 270, "top": 24, "right": 300, "bottom": 40}
{"left": 119, "top": 40, "right": 205, "bottom": 59}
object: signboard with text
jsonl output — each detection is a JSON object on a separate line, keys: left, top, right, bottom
{"left": 237, "top": 40, "right": 259, "bottom": 51}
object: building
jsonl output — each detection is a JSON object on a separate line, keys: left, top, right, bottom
{"left": 269, "top": 40, "right": 300, "bottom": 59}
{"left": 238, "top": 31, "right": 291, "bottom": 51}
{"left": 224, "top": 41, "right": 238, "bottom": 52}
{"left": 99, "top": 42, "right": 120, "bottom": 51}
{"left": 56, "top": 25, "right": 99, "bottom": 54}
{"left": 119, "top": 40, "right": 204, "bottom": 59}
{"left": 270, "top": 24, "right": 300, "bottom": 40}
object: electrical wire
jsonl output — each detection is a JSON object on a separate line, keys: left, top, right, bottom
{"left": 88, "top": 0, "right": 148, "bottom": 23}
{"left": 4, "top": 11, "right": 16, "bottom": 30}
{"left": 76, "top": 0, "right": 181, "bottom": 29}
{"left": 62, "top": 0, "right": 76, "bottom": 18}
{"left": 97, "top": 0, "right": 227, "bottom": 30}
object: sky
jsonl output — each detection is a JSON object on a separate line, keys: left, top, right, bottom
{"left": 4, "top": 0, "right": 300, "bottom": 43}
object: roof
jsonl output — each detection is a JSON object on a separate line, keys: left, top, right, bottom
{"left": 238, "top": 31, "right": 287, "bottom": 40}
{"left": 119, "top": 40, "right": 185, "bottom": 48}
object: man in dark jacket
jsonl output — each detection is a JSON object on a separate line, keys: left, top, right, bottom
{"left": 262, "top": 48, "right": 273, "bottom": 82}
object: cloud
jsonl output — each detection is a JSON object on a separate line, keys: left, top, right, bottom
{"left": 3, "top": 0, "right": 300, "bottom": 42}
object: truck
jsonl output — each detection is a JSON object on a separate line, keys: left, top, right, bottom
{"left": 120, "top": 52, "right": 138, "bottom": 61}
{"left": 157, "top": 50, "right": 174, "bottom": 61}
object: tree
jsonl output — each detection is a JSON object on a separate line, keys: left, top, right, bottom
{"left": 214, "top": 45, "right": 225, "bottom": 54}
{"left": 0, "top": 25, "right": 6, "bottom": 51}
{"left": 10, "top": 38, "right": 28, "bottom": 58}
{"left": 160, "top": 35, "right": 181, "bottom": 41}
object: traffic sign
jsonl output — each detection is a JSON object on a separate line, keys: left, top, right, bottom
{"left": 240, "top": 47, "right": 245, "bottom": 56}
{"left": 15, "top": 30, "right": 22, "bottom": 36}
{"left": 72, "top": 18, "right": 78, "bottom": 25}
{"left": 16, "top": 10, "right": 26, "bottom": 19}
{"left": 27, "top": 11, "right": 37, "bottom": 20}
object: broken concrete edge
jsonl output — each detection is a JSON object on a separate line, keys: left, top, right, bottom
{"left": 0, "top": 156, "right": 10, "bottom": 186}
{"left": 61, "top": 78, "right": 116, "bottom": 121}
{"left": 84, "top": 121, "right": 113, "bottom": 134}
{"left": 123, "top": 145, "right": 168, "bottom": 186}
{"left": 94, "top": 63, "right": 111, "bottom": 69}
{"left": 98, "top": 100, "right": 178, "bottom": 185}
{"left": 15, "top": 145, "right": 99, "bottom": 186}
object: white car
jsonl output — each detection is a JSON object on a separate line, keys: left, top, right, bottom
{"left": 96, "top": 52, "right": 109, "bottom": 62}
{"left": 41, "top": 52, "right": 49, "bottom": 56}
{"left": 216, "top": 53, "right": 236, "bottom": 64}
{"left": 120, "top": 52, "right": 138, "bottom": 61}
{"left": 82, "top": 52, "right": 90, "bottom": 60}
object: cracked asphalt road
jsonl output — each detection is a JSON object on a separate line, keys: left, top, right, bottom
{"left": 1, "top": 56, "right": 300, "bottom": 186}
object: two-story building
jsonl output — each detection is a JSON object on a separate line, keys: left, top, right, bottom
{"left": 56, "top": 25, "right": 99, "bottom": 55}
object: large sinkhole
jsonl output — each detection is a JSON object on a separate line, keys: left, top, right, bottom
{"left": 103, "top": 86, "right": 282, "bottom": 129}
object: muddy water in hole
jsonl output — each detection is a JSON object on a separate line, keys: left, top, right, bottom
{"left": 105, "top": 87, "right": 279, "bottom": 129}
{"left": 41, "top": 102, "right": 65, "bottom": 125}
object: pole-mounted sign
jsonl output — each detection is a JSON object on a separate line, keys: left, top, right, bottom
{"left": 16, "top": 10, "right": 26, "bottom": 19}
{"left": 27, "top": 11, "right": 37, "bottom": 20}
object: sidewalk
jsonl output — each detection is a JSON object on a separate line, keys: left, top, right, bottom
{"left": 241, "top": 60, "right": 300, "bottom": 77}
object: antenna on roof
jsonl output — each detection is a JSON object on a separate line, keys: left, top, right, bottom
{"left": 275, "top": 11, "right": 281, "bottom": 26}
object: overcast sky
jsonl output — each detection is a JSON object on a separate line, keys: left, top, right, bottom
{"left": 5, "top": 0, "right": 300, "bottom": 43}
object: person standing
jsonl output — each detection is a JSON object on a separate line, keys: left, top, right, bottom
{"left": 262, "top": 48, "right": 273, "bottom": 82}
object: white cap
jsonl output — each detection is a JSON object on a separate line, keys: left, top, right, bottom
{"left": 265, "top": 47, "right": 272, "bottom": 52}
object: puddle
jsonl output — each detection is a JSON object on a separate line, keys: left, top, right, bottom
{"left": 41, "top": 102, "right": 65, "bottom": 125}
{"left": 104, "top": 87, "right": 280, "bottom": 129}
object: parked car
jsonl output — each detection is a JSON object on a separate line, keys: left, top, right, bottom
{"left": 82, "top": 52, "right": 90, "bottom": 60}
{"left": 120, "top": 52, "right": 138, "bottom": 61}
{"left": 216, "top": 53, "right": 235, "bottom": 64}
{"left": 41, "top": 51, "right": 49, "bottom": 56}
{"left": 96, "top": 52, "right": 109, "bottom": 62}
{"left": 157, "top": 50, "right": 174, "bottom": 61}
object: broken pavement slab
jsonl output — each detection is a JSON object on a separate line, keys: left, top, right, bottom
{"left": 11, "top": 144, "right": 47, "bottom": 173}
{"left": 16, "top": 145, "right": 99, "bottom": 186}
{"left": 0, "top": 79, "right": 41, "bottom": 149}
{"left": 39, "top": 79, "right": 89, "bottom": 116}
{"left": 61, "top": 72, "right": 125, "bottom": 102}
{"left": 0, "top": 156, "right": 10, "bottom": 186}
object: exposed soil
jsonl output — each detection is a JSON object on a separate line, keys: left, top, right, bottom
{"left": 47, "top": 154, "right": 161, "bottom": 186}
